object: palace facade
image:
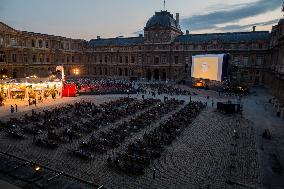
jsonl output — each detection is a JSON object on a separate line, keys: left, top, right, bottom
{"left": 0, "top": 10, "right": 284, "bottom": 108}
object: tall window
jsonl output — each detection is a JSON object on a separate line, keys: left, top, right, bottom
{"left": 31, "top": 39, "right": 35, "bottom": 47}
{"left": 244, "top": 57, "right": 249, "bottom": 66}
{"left": 155, "top": 57, "right": 159, "bottom": 64}
{"left": 39, "top": 54, "right": 43, "bottom": 62}
{"left": 131, "top": 56, "right": 135, "bottom": 63}
{"left": 257, "top": 57, "right": 263, "bottom": 66}
{"left": 125, "top": 56, "right": 128, "bottom": 63}
{"left": 174, "top": 56, "right": 178, "bottom": 64}
{"left": 46, "top": 55, "right": 50, "bottom": 63}
{"left": 33, "top": 55, "right": 37, "bottom": 62}
{"left": 0, "top": 37, "right": 3, "bottom": 46}
{"left": 45, "top": 41, "right": 49, "bottom": 48}
{"left": 38, "top": 40, "right": 43, "bottom": 48}
{"left": 72, "top": 56, "right": 74, "bottom": 62}
{"left": 120, "top": 57, "right": 122, "bottom": 63}
{"left": 12, "top": 54, "right": 17, "bottom": 62}
{"left": 105, "top": 56, "right": 107, "bottom": 63}
{"left": 23, "top": 54, "right": 28, "bottom": 63}
{"left": 0, "top": 52, "right": 5, "bottom": 62}
{"left": 11, "top": 38, "right": 17, "bottom": 46}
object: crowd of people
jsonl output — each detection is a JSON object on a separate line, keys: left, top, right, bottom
{"left": 136, "top": 83, "right": 192, "bottom": 96}
{"left": 66, "top": 78, "right": 136, "bottom": 95}
{"left": 3, "top": 98, "right": 146, "bottom": 149}
{"left": 77, "top": 99, "right": 183, "bottom": 158}
{"left": 107, "top": 101, "right": 205, "bottom": 175}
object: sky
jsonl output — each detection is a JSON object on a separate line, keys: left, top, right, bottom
{"left": 0, "top": 0, "right": 283, "bottom": 40}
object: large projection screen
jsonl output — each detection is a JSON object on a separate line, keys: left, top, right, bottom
{"left": 191, "top": 54, "right": 225, "bottom": 82}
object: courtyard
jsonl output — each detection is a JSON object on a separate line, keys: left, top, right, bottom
{"left": 0, "top": 85, "right": 282, "bottom": 189}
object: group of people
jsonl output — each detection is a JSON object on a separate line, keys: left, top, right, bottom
{"left": 107, "top": 101, "right": 205, "bottom": 175}
{"left": 80, "top": 99, "right": 183, "bottom": 157}
{"left": 66, "top": 78, "right": 136, "bottom": 95}
{"left": 10, "top": 104, "right": 18, "bottom": 113}
{"left": 137, "top": 83, "right": 192, "bottom": 96}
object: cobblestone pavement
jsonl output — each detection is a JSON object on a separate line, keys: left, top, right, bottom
{"left": 0, "top": 95, "right": 262, "bottom": 189}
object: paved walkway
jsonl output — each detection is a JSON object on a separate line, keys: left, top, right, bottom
{"left": 242, "top": 87, "right": 284, "bottom": 189}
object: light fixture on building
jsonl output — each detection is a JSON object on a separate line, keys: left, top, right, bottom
{"left": 73, "top": 69, "right": 79, "bottom": 75}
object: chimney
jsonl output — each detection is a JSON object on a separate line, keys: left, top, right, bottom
{"left": 186, "top": 30, "right": 189, "bottom": 35}
{"left": 176, "top": 13, "right": 180, "bottom": 25}
{"left": 252, "top": 26, "right": 256, "bottom": 32}
{"left": 97, "top": 36, "right": 101, "bottom": 39}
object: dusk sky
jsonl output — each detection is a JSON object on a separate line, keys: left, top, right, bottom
{"left": 0, "top": 0, "right": 283, "bottom": 40}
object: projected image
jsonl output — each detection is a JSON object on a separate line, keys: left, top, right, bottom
{"left": 191, "top": 54, "right": 225, "bottom": 82}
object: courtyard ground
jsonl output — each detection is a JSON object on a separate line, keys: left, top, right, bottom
{"left": 0, "top": 87, "right": 282, "bottom": 189}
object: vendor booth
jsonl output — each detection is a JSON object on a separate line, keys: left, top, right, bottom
{"left": 0, "top": 78, "right": 63, "bottom": 100}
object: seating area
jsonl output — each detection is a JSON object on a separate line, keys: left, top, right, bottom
{"left": 0, "top": 94, "right": 262, "bottom": 189}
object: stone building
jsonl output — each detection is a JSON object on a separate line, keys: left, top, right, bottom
{"left": 0, "top": 10, "right": 284, "bottom": 110}
{"left": 264, "top": 18, "right": 284, "bottom": 116}
{"left": 0, "top": 22, "right": 86, "bottom": 78}
{"left": 88, "top": 10, "right": 271, "bottom": 85}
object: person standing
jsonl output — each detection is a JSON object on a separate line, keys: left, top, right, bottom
{"left": 34, "top": 99, "right": 37, "bottom": 107}
{"left": 10, "top": 105, "right": 14, "bottom": 113}
{"left": 153, "top": 168, "right": 156, "bottom": 180}
{"left": 15, "top": 104, "right": 17, "bottom": 112}
{"left": 212, "top": 100, "right": 214, "bottom": 107}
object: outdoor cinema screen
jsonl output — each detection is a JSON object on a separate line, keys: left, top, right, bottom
{"left": 191, "top": 54, "right": 225, "bottom": 82}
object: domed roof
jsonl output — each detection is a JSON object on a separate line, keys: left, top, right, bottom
{"left": 145, "top": 11, "right": 180, "bottom": 30}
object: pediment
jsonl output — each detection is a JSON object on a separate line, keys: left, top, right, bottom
{"left": 0, "top": 22, "right": 18, "bottom": 34}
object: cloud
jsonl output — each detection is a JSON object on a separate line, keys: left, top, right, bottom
{"left": 180, "top": 0, "right": 283, "bottom": 31}
{"left": 218, "top": 19, "right": 279, "bottom": 31}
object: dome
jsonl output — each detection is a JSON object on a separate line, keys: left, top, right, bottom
{"left": 145, "top": 11, "right": 180, "bottom": 30}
